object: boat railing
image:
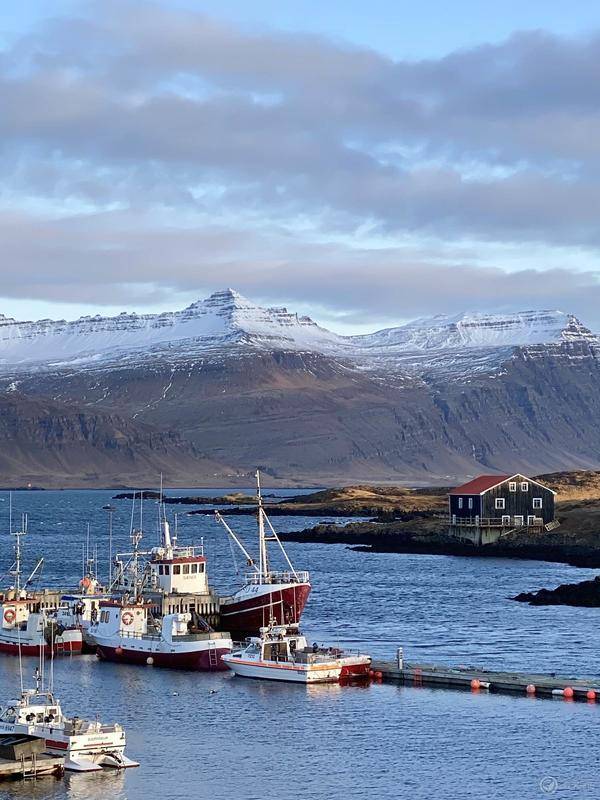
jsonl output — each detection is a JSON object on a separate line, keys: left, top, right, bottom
{"left": 244, "top": 570, "right": 310, "bottom": 586}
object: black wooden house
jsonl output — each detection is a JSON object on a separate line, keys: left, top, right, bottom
{"left": 448, "top": 473, "right": 557, "bottom": 545}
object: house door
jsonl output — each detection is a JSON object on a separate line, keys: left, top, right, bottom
{"left": 514, "top": 515, "right": 524, "bottom": 526}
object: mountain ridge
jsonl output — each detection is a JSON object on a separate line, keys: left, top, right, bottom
{"left": 2, "top": 290, "right": 600, "bottom": 486}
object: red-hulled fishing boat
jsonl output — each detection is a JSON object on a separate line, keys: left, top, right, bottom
{"left": 215, "top": 472, "right": 311, "bottom": 637}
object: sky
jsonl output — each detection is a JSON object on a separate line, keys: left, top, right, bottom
{"left": 1, "top": 0, "right": 600, "bottom": 332}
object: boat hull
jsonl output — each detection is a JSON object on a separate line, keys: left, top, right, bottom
{"left": 220, "top": 582, "right": 311, "bottom": 636}
{"left": 96, "top": 643, "right": 231, "bottom": 671}
{"left": 222, "top": 656, "right": 371, "bottom": 684}
{"left": 0, "top": 631, "right": 82, "bottom": 656}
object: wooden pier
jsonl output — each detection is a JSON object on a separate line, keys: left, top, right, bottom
{"left": 372, "top": 657, "right": 600, "bottom": 701}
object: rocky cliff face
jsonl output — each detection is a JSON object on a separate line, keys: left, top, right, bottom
{"left": 1, "top": 291, "right": 600, "bottom": 485}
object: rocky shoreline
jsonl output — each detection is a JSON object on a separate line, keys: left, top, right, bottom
{"left": 279, "top": 518, "right": 600, "bottom": 568}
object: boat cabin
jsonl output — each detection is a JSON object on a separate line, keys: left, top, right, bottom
{"left": 0, "top": 691, "right": 63, "bottom": 727}
{"left": 149, "top": 550, "right": 209, "bottom": 595}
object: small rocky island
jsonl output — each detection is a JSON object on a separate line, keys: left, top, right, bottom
{"left": 514, "top": 575, "right": 600, "bottom": 607}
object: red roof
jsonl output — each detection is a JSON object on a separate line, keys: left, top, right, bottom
{"left": 449, "top": 475, "right": 510, "bottom": 495}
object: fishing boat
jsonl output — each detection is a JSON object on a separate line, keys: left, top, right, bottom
{"left": 0, "top": 668, "right": 138, "bottom": 772}
{"left": 215, "top": 472, "right": 311, "bottom": 636}
{"left": 88, "top": 597, "right": 233, "bottom": 670}
{"left": 0, "top": 524, "right": 82, "bottom": 656}
{"left": 222, "top": 623, "right": 371, "bottom": 684}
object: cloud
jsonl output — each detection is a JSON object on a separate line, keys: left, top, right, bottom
{"left": 1, "top": 2, "right": 600, "bottom": 325}
{"left": 3, "top": 208, "right": 600, "bottom": 329}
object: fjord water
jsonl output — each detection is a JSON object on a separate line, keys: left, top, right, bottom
{"left": 0, "top": 490, "right": 598, "bottom": 800}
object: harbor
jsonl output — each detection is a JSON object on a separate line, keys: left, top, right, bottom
{"left": 0, "top": 485, "right": 598, "bottom": 799}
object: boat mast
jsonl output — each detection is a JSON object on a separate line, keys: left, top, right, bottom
{"left": 11, "top": 514, "right": 28, "bottom": 596}
{"left": 257, "top": 471, "right": 269, "bottom": 583}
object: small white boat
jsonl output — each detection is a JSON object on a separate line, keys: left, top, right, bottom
{"left": 0, "top": 670, "right": 138, "bottom": 772}
{"left": 222, "top": 623, "right": 371, "bottom": 684}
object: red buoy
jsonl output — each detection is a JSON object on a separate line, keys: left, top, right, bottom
{"left": 115, "top": 646, "right": 123, "bottom": 656}
{"left": 369, "top": 669, "right": 375, "bottom": 678}
{"left": 563, "top": 686, "right": 574, "bottom": 699}
{"left": 526, "top": 684, "right": 536, "bottom": 695}
{"left": 587, "top": 690, "right": 596, "bottom": 701}
{"left": 375, "top": 671, "right": 383, "bottom": 680}
{"left": 470, "top": 679, "right": 481, "bottom": 691}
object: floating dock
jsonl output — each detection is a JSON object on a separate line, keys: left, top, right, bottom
{"left": 0, "top": 754, "right": 64, "bottom": 780}
{"left": 372, "top": 657, "right": 600, "bottom": 701}
{"left": 0, "top": 736, "right": 64, "bottom": 780}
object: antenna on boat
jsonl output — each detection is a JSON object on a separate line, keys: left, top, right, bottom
{"left": 103, "top": 505, "right": 116, "bottom": 587}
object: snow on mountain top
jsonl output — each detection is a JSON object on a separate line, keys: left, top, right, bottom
{"left": 0, "top": 292, "right": 595, "bottom": 374}
{"left": 352, "top": 310, "right": 577, "bottom": 351}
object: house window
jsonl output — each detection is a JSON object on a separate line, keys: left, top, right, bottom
{"left": 458, "top": 498, "right": 463, "bottom": 509}
{"left": 495, "top": 498, "right": 505, "bottom": 510}
{"left": 521, "top": 482, "right": 529, "bottom": 492}
{"left": 533, "top": 497, "right": 542, "bottom": 509}
{"left": 468, "top": 498, "right": 473, "bottom": 510}
{"left": 509, "top": 482, "right": 517, "bottom": 492}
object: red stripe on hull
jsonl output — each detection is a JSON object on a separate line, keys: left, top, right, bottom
{"left": 96, "top": 645, "right": 230, "bottom": 671}
{"left": 340, "top": 663, "right": 371, "bottom": 678}
{"left": 220, "top": 584, "right": 311, "bottom": 636}
{"left": 0, "top": 640, "right": 82, "bottom": 656}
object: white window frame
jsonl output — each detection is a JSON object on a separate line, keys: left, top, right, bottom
{"left": 468, "top": 498, "right": 473, "bottom": 510}
{"left": 532, "top": 497, "right": 542, "bottom": 509}
{"left": 527, "top": 515, "right": 536, "bottom": 526}
{"left": 458, "top": 498, "right": 463, "bottom": 509}
{"left": 501, "top": 515, "right": 510, "bottom": 525}
{"left": 495, "top": 498, "right": 505, "bottom": 510}
{"left": 521, "top": 482, "right": 529, "bottom": 492}
{"left": 509, "top": 482, "right": 517, "bottom": 492}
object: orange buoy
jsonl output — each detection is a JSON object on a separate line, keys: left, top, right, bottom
{"left": 563, "top": 686, "right": 574, "bottom": 699}
{"left": 526, "top": 684, "right": 536, "bottom": 695}
{"left": 115, "top": 646, "right": 123, "bottom": 656}
{"left": 587, "top": 690, "right": 596, "bottom": 701}
{"left": 470, "top": 679, "right": 481, "bottom": 691}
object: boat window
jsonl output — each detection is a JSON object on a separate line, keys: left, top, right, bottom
{"left": 164, "top": 565, "right": 170, "bottom": 575}
{"left": 173, "top": 565, "right": 181, "bottom": 575}
{"left": 191, "top": 563, "right": 198, "bottom": 574}
{"left": 183, "top": 564, "right": 190, "bottom": 575}
{"left": 199, "top": 563, "right": 205, "bottom": 573}
{"left": 158, "top": 565, "right": 164, "bottom": 575}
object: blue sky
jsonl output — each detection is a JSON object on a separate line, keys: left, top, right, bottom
{"left": 2, "top": 1, "right": 600, "bottom": 331}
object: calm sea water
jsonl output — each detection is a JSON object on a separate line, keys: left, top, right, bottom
{"left": 0, "top": 489, "right": 598, "bottom": 800}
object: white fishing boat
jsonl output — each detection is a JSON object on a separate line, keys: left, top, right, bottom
{"left": 88, "top": 599, "right": 233, "bottom": 670}
{"left": 0, "top": 669, "right": 138, "bottom": 772}
{"left": 0, "top": 523, "right": 82, "bottom": 656}
{"left": 215, "top": 472, "right": 311, "bottom": 636}
{"left": 222, "top": 623, "right": 371, "bottom": 684}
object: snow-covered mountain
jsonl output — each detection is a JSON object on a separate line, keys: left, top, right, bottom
{"left": 2, "top": 290, "right": 600, "bottom": 485}
{"left": 0, "top": 289, "right": 596, "bottom": 380}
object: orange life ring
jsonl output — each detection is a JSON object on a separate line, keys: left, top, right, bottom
{"left": 3, "top": 609, "right": 16, "bottom": 624}
{"left": 121, "top": 611, "right": 134, "bottom": 626}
